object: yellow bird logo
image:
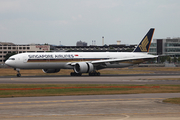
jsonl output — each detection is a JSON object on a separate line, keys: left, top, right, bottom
{"left": 139, "top": 36, "right": 149, "bottom": 52}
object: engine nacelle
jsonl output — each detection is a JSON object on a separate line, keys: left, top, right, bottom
{"left": 74, "top": 62, "right": 94, "bottom": 73}
{"left": 42, "top": 69, "right": 60, "bottom": 73}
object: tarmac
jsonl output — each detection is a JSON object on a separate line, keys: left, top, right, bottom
{"left": 0, "top": 93, "right": 180, "bottom": 120}
{"left": 0, "top": 73, "right": 180, "bottom": 120}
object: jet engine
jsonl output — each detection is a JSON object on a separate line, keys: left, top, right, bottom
{"left": 42, "top": 69, "right": 60, "bottom": 73}
{"left": 74, "top": 62, "right": 94, "bottom": 73}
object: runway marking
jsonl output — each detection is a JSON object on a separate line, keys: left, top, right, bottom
{"left": 0, "top": 98, "right": 165, "bottom": 105}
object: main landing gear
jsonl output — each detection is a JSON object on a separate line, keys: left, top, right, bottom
{"left": 70, "top": 72, "right": 82, "bottom": 76}
{"left": 14, "top": 68, "right": 21, "bottom": 77}
{"left": 89, "top": 71, "right": 100, "bottom": 76}
{"left": 70, "top": 71, "right": 101, "bottom": 76}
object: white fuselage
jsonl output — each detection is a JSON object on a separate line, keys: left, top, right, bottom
{"left": 5, "top": 52, "right": 156, "bottom": 70}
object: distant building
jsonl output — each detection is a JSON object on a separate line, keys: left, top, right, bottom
{"left": 149, "top": 38, "right": 180, "bottom": 57}
{"left": 117, "top": 41, "right": 121, "bottom": 45}
{"left": 53, "top": 44, "right": 136, "bottom": 52}
{"left": 76, "top": 40, "right": 87, "bottom": 46}
{"left": 0, "top": 42, "right": 50, "bottom": 64}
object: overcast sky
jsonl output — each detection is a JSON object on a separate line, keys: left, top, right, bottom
{"left": 0, "top": 0, "right": 180, "bottom": 46}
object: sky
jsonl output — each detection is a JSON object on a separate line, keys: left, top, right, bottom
{"left": 0, "top": 0, "right": 180, "bottom": 46}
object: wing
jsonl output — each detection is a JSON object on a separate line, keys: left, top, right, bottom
{"left": 91, "top": 55, "right": 157, "bottom": 64}
{"left": 69, "top": 54, "right": 158, "bottom": 66}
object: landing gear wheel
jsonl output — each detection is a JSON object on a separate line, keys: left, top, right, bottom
{"left": 89, "top": 72, "right": 100, "bottom": 76}
{"left": 17, "top": 73, "right": 21, "bottom": 77}
{"left": 97, "top": 72, "right": 100, "bottom": 76}
{"left": 15, "top": 68, "right": 21, "bottom": 77}
{"left": 70, "top": 72, "right": 82, "bottom": 76}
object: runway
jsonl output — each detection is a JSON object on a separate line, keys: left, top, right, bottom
{"left": 0, "top": 93, "right": 180, "bottom": 120}
{"left": 0, "top": 74, "right": 180, "bottom": 119}
{"left": 0, "top": 74, "right": 180, "bottom": 84}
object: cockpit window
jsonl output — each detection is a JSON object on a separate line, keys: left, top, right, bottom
{"left": 8, "top": 58, "right": 15, "bottom": 60}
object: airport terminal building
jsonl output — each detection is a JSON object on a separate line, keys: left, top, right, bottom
{"left": 149, "top": 38, "right": 180, "bottom": 57}
{"left": 0, "top": 42, "right": 50, "bottom": 64}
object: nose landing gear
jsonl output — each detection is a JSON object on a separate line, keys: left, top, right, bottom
{"left": 14, "top": 68, "right": 21, "bottom": 77}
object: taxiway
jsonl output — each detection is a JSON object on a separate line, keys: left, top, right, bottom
{"left": 0, "top": 74, "right": 180, "bottom": 84}
{"left": 0, "top": 93, "right": 180, "bottom": 120}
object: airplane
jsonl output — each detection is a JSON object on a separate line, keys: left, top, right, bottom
{"left": 5, "top": 28, "right": 157, "bottom": 77}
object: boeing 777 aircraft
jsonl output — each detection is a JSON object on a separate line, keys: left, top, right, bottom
{"left": 5, "top": 28, "right": 157, "bottom": 77}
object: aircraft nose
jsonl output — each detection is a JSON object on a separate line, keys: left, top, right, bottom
{"left": 5, "top": 60, "right": 10, "bottom": 66}
{"left": 5, "top": 60, "right": 13, "bottom": 67}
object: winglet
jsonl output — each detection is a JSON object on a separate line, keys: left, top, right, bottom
{"left": 133, "top": 28, "right": 155, "bottom": 52}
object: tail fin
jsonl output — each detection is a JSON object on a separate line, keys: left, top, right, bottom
{"left": 133, "top": 28, "right": 155, "bottom": 52}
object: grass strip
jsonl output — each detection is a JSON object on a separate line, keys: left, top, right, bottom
{"left": 163, "top": 98, "right": 180, "bottom": 105}
{"left": 0, "top": 86, "right": 160, "bottom": 91}
{"left": 2, "top": 67, "right": 180, "bottom": 76}
{"left": 0, "top": 68, "right": 152, "bottom": 76}
{"left": 0, "top": 84, "right": 180, "bottom": 98}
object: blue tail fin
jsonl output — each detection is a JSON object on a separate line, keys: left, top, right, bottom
{"left": 133, "top": 28, "right": 155, "bottom": 52}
